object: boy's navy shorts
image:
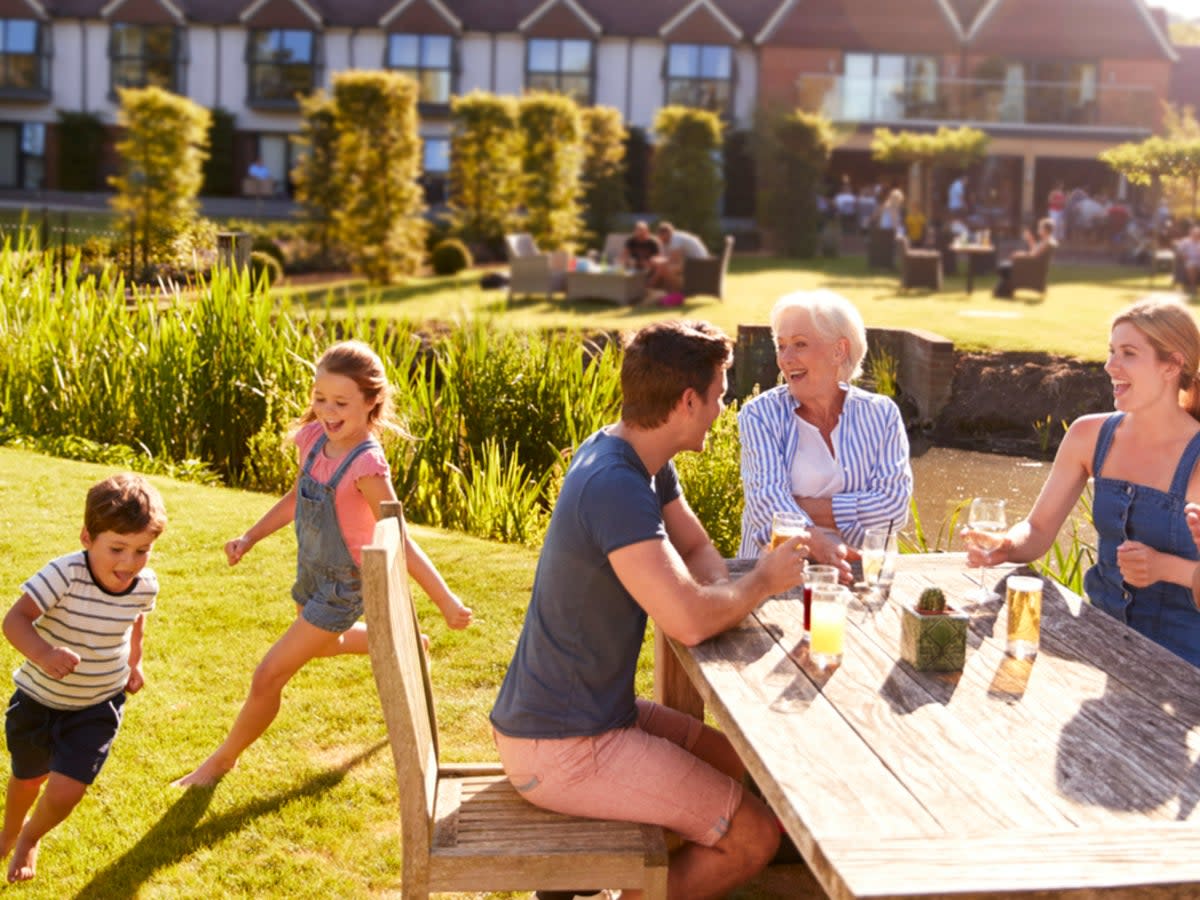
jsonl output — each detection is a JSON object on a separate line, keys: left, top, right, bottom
{"left": 5, "top": 689, "right": 126, "bottom": 785}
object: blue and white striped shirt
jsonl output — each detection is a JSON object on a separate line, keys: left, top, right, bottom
{"left": 15, "top": 551, "right": 157, "bottom": 710}
{"left": 738, "top": 384, "right": 912, "bottom": 554}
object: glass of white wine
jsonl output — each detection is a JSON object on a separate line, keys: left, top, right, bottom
{"left": 965, "top": 497, "right": 1007, "bottom": 606}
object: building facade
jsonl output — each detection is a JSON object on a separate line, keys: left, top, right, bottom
{"left": 1, "top": 0, "right": 1183, "bottom": 225}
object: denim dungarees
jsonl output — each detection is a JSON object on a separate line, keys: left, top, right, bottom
{"left": 291, "top": 433, "right": 379, "bottom": 633}
{"left": 1084, "top": 413, "right": 1200, "bottom": 666}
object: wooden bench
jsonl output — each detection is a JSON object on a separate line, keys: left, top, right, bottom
{"left": 362, "top": 503, "right": 669, "bottom": 899}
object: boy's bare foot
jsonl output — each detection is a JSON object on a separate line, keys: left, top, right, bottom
{"left": 172, "top": 756, "right": 234, "bottom": 788}
{"left": 7, "top": 836, "right": 37, "bottom": 882}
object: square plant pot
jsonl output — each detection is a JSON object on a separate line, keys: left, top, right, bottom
{"left": 900, "top": 604, "right": 968, "bottom": 672}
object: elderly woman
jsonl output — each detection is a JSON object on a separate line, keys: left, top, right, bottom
{"left": 739, "top": 290, "right": 913, "bottom": 558}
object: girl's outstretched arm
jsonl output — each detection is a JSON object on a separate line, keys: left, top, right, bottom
{"left": 359, "top": 475, "right": 472, "bottom": 629}
{"left": 227, "top": 486, "right": 297, "bottom": 566}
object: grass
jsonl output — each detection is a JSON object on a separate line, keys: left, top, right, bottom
{"left": 0, "top": 447, "right": 662, "bottom": 898}
{"left": 288, "top": 255, "right": 1175, "bottom": 362}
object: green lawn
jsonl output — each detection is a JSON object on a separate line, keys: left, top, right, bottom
{"left": 282, "top": 255, "right": 1177, "bottom": 362}
{"left": 0, "top": 447, "right": 662, "bottom": 898}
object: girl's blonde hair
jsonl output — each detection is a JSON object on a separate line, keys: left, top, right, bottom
{"left": 296, "top": 340, "right": 404, "bottom": 438}
{"left": 1112, "top": 297, "right": 1200, "bottom": 421}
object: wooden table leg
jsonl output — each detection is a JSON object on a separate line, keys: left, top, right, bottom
{"left": 654, "top": 627, "right": 705, "bottom": 720}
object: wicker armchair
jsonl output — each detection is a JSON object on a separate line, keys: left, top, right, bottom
{"left": 1011, "top": 246, "right": 1054, "bottom": 296}
{"left": 504, "top": 233, "right": 569, "bottom": 301}
{"left": 899, "top": 238, "right": 943, "bottom": 292}
{"left": 682, "top": 235, "right": 734, "bottom": 301}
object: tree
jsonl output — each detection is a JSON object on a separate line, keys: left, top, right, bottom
{"left": 580, "top": 105, "right": 628, "bottom": 245}
{"left": 448, "top": 91, "right": 522, "bottom": 252}
{"left": 292, "top": 90, "right": 339, "bottom": 262}
{"left": 650, "top": 106, "right": 724, "bottom": 249}
{"left": 330, "top": 70, "right": 427, "bottom": 283}
{"left": 202, "top": 107, "right": 236, "bottom": 196}
{"left": 1101, "top": 134, "right": 1200, "bottom": 219}
{"left": 518, "top": 93, "right": 584, "bottom": 250}
{"left": 871, "top": 125, "right": 990, "bottom": 221}
{"left": 109, "top": 87, "right": 211, "bottom": 274}
{"left": 755, "top": 108, "right": 836, "bottom": 257}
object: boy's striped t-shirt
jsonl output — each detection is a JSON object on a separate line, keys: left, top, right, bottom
{"left": 14, "top": 551, "right": 157, "bottom": 710}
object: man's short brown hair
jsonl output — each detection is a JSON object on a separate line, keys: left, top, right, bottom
{"left": 85, "top": 473, "right": 167, "bottom": 538}
{"left": 620, "top": 320, "right": 733, "bottom": 429}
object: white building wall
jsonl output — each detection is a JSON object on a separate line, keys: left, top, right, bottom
{"left": 459, "top": 32, "right": 494, "bottom": 93}
{"left": 48, "top": 20, "right": 85, "bottom": 118}
{"left": 594, "top": 37, "right": 630, "bottom": 120}
{"left": 492, "top": 33, "right": 523, "bottom": 96}
{"left": 628, "top": 39, "right": 664, "bottom": 130}
{"left": 353, "top": 31, "right": 386, "bottom": 72}
{"left": 188, "top": 26, "right": 217, "bottom": 109}
{"left": 322, "top": 27, "right": 351, "bottom": 86}
{"left": 83, "top": 21, "right": 114, "bottom": 120}
{"left": 733, "top": 45, "right": 756, "bottom": 130}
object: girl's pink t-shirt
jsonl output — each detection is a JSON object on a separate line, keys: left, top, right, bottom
{"left": 294, "top": 422, "right": 390, "bottom": 566}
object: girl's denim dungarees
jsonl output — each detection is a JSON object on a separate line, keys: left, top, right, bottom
{"left": 291, "top": 434, "right": 379, "bottom": 633}
{"left": 1085, "top": 413, "right": 1200, "bottom": 666}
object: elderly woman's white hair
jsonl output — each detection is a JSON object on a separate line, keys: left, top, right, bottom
{"left": 769, "top": 289, "right": 867, "bottom": 383}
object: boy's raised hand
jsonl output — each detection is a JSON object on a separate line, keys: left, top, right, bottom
{"left": 38, "top": 646, "right": 80, "bottom": 680}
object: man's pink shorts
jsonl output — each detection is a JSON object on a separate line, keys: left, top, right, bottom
{"left": 492, "top": 699, "right": 743, "bottom": 847}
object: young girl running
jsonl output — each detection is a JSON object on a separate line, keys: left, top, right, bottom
{"left": 175, "top": 341, "right": 471, "bottom": 786}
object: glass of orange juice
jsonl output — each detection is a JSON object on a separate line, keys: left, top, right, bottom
{"left": 809, "top": 585, "right": 849, "bottom": 669}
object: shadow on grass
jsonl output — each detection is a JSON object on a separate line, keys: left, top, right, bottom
{"left": 73, "top": 741, "right": 387, "bottom": 899}
{"left": 284, "top": 274, "right": 479, "bottom": 309}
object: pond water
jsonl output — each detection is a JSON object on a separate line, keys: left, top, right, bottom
{"left": 907, "top": 445, "right": 1092, "bottom": 549}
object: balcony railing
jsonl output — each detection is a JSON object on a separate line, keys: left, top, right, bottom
{"left": 796, "top": 74, "right": 1157, "bottom": 132}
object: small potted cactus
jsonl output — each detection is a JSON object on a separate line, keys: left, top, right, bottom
{"left": 900, "top": 587, "right": 969, "bottom": 672}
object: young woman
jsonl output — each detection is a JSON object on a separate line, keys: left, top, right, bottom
{"left": 967, "top": 298, "right": 1200, "bottom": 666}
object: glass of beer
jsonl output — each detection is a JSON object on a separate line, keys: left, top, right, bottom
{"left": 770, "top": 511, "right": 808, "bottom": 551}
{"left": 1005, "top": 575, "right": 1043, "bottom": 659}
{"left": 809, "top": 584, "right": 849, "bottom": 669}
{"left": 802, "top": 564, "right": 840, "bottom": 634}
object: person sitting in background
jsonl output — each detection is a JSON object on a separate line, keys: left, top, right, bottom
{"left": 993, "top": 218, "right": 1056, "bottom": 298}
{"left": 875, "top": 189, "right": 905, "bottom": 234}
{"left": 620, "top": 221, "right": 661, "bottom": 272}
{"left": 1175, "top": 225, "right": 1200, "bottom": 295}
{"left": 738, "top": 289, "right": 912, "bottom": 561}
{"left": 1047, "top": 181, "right": 1067, "bottom": 242}
{"left": 649, "top": 222, "right": 708, "bottom": 293}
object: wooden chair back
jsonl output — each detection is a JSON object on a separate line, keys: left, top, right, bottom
{"left": 362, "top": 502, "right": 439, "bottom": 888}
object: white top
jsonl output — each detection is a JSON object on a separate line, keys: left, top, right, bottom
{"left": 789, "top": 415, "right": 846, "bottom": 498}
{"left": 835, "top": 191, "right": 857, "bottom": 215}
{"left": 16, "top": 551, "right": 157, "bottom": 710}
{"left": 667, "top": 231, "right": 708, "bottom": 260}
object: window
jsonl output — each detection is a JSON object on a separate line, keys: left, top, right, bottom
{"left": 110, "top": 24, "right": 181, "bottom": 93}
{"left": 1024, "top": 61, "right": 1097, "bottom": 125}
{"left": 421, "top": 136, "right": 449, "bottom": 204}
{"left": 665, "top": 44, "right": 732, "bottom": 114}
{"left": 526, "top": 38, "right": 592, "bottom": 104}
{"left": 842, "top": 53, "right": 940, "bottom": 122}
{"left": 248, "top": 28, "right": 318, "bottom": 105}
{"left": 0, "top": 19, "right": 47, "bottom": 93}
{"left": 387, "top": 34, "right": 453, "bottom": 105}
{"left": 0, "top": 122, "right": 44, "bottom": 188}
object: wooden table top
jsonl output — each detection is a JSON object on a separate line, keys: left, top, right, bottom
{"left": 656, "top": 553, "right": 1200, "bottom": 899}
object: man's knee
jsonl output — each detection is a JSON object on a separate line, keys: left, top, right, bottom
{"left": 715, "top": 791, "right": 779, "bottom": 875}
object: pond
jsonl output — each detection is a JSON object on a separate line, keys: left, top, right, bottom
{"left": 907, "top": 445, "right": 1093, "bottom": 550}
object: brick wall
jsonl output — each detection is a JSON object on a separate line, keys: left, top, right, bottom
{"left": 734, "top": 324, "right": 955, "bottom": 424}
{"left": 758, "top": 46, "right": 841, "bottom": 111}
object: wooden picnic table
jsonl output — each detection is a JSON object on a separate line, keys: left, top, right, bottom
{"left": 654, "top": 553, "right": 1200, "bottom": 899}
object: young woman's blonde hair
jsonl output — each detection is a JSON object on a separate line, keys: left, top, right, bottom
{"left": 296, "top": 340, "right": 405, "bottom": 438}
{"left": 1112, "top": 297, "right": 1200, "bottom": 421}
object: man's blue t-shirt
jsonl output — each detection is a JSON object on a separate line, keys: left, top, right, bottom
{"left": 490, "top": 428, "right": 681, "bottom": 739}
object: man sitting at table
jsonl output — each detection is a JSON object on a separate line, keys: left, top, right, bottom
{"left": 621, "top": 220, "right": 662, "bottom": 271}
{"left": 490, "top": 320, "right": 842, "bottom": 900}
{"left": 649, "top": 222, "right": 709, "bottom": 293}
